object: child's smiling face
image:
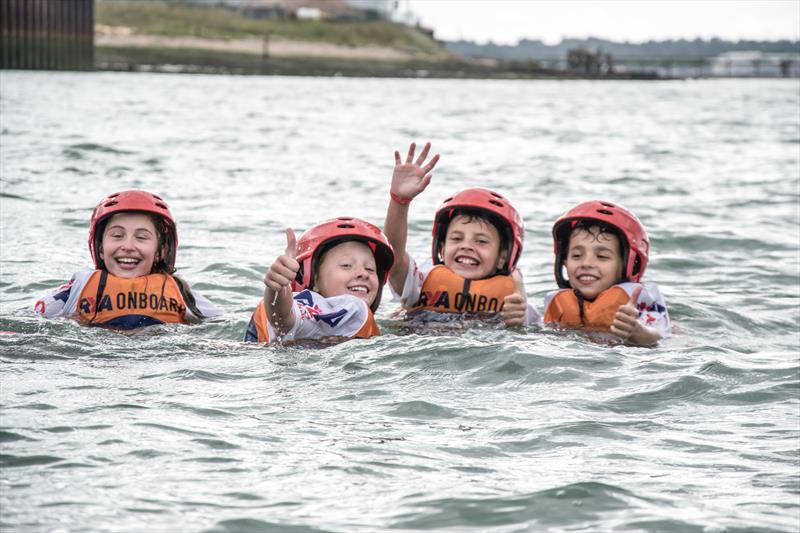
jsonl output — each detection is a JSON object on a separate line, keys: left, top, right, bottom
{"left": 441, "top": 215, "right": 507, "bottom": 280}
{"left": 100, "top": 213, "right": 160, "bottom": 278}
{"left": 564, "top": 226, "right": 624, "bottom": 299}
{"left": 314, "top": 241, "right": 379, "bottom": 308}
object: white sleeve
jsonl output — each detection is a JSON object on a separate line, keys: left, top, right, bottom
{"left": 281, "top": 290, "right": 372, "bottom": 342}
{"left": 524, "top": 302, "right": 543, "bottom": 326}
{"left": 34, "top": 270, "right": 93, "bottom": 319}
{"left": 542, "top": 290, "right": 559, "bottom": 316}
{"left": 512, "top": 268, "right": 542, "bottom": 326}
{"left": 187, "top": 292, "right": 223, "bottom": 320}
{"left": 620, "top": 281, "right": 671, "bottom": 339}
{"left": 390, "top": 253, "right": 430, "bottom": 310}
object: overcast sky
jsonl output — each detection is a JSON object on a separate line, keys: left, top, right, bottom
{"left": 402, "top": 0, "right": 800, "bottom": 45}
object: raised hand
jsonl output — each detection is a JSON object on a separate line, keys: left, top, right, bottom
{"left": 390, "top": 142, "right": 440, "bottom": 203}
{"left": 503, "top": 269, "right": 527, "bottom": 327}
{"left": 610, "top": 285, "right": 643, "bottom": 340}
{"left": 264, "top": 228, "right": 300, "bottom": 294}
{"left": 264, "top": 228, "right": 301, "bottom": 334}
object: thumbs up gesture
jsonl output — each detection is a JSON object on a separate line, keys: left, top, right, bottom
{"left": 503, "top": 268, "right": 528, "bottom": 328}
{"left": 264, "top": 228, "right": 300, "bottom": 294}
{"left": 610, "top": 285, "right": 643, "bottom": 341}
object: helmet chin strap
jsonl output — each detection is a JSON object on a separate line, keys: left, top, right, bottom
{"left": 573, "top": 288, "right": 587, "bottom": 324}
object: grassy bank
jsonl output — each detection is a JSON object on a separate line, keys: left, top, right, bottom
{"left": 95, "top": 43, "right": 659, "bottom": 80}
{"left": 94, "top": 1, "right": 659, "bottom": 79}
{"left": 96, "top": 1, "right": 447, "bottom": 57}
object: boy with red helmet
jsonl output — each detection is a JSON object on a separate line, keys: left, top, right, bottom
{"left": 35, "top": 190, "right": 221, "bottom": 328}
{"left": 544, "top": 200, "right": 670, "bottom": 346}
{"left": 383, "top": 142, "right": 539, "bottom": 326}
{"left": 245, "top": 217, "right": 395, "bottom": 343}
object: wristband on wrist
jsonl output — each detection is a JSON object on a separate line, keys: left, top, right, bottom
{"left": 390, "top": 191, "right": 412, "bottom": 205}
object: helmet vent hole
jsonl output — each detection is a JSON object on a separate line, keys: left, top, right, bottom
{"left": 491, "top": 192, "right": 503, "bottom": 199}
{"left": 597, "top": 209, "right": 613, "bottom": 215}
{"left": 600, "top": 202, "right": 615, "bottom": 208}
{"left": 155, "top": 202, "right": 168, "bottom": 209}
{"left": 489, "top": 200, "right": 504, "bottom": 207}
{"left": 338, "top": 224, "right": 355, "bottom": 229}
{"left": 104, "top": 200, "right": 118, "bottom": 207}
{"left": 337, "top": 217, "right": 352, "bottom": 221}
{"left": 443, "top": 197, "right": 453, "bottom": 203}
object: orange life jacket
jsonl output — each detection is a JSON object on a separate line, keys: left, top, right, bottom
{"left": 544, "top": 286, "right": 630, "bottom": 332}
{"left": 76, "top": 270, "right": 188, "bottom": 328}
{"left": 412, "top": 265, "right": 515, "bottom": 314}
{"left": 249, "top": 298, "right": 381, "bottom": 343}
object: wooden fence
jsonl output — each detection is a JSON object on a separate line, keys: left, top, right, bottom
{"left": 1, "top": 0, "right": 94, "bottom": 70}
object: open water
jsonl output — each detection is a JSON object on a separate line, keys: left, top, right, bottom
{"left": 1, "top": 71, "right": 799, "bottom": 532}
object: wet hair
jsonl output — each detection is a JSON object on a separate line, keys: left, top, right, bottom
{"left": 568, "top": 219, "right": 632, "bottom": 287}
{"left": 96, "top": 212, "right": 170, "bottom": 273}
{"left": 148, "top": 215, "right": 173, "bottom": 275}
{"left": 569, "top": 219, "right": 623, "bottom": 255}
{"left": 95, "top": 211, "right": 204, "bottom": 320}
{"left": 445, "top": 208, "right": 510, "bottom": 254}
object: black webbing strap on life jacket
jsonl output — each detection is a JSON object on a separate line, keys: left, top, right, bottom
{"left": 573, "top": 289, "right": 586, "bottom": 326}
{"left": 171, "top": 275, "right": 204, "bottom": 320}
{"left": 89, "top": 270, "right": 109, "bottom": 324}
{"left": 455, "top": 278, "right": 472, "bottom": 312}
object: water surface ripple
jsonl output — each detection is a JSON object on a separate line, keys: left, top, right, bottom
{"left": 1, "top": 73, "right": 798, "bottom": 532}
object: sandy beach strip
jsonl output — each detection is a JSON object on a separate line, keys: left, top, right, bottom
{"left": 95, "top": 33, "right": 421, "bottom": 61}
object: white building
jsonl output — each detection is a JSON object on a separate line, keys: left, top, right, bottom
{"left": 296, "top": 7, "right": 322, "bottom": 20}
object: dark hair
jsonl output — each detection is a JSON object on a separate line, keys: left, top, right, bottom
{"left": 148, "top": 215, "right": 173, "bottom": 275}
{"left": 569, "top": 219, "right": 623, "bottom": 254}
{"left": 95, "top": 211, "right": 204, "bottom": 320}
{"left": 445, "top": 208, "right": 510, "bottom": 255}
{"left": 567, "top": 219, "right": 631, "bottom": 286}
{"left": 95, "top": 212, "right": 172, "bottom": 274}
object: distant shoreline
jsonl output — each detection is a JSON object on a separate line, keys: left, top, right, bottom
{"left": 94, "top": 33, "right": 660, "bottom": 80}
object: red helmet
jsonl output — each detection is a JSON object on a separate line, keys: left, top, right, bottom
{"left": 552, "top": 200, "right": 649, "bottom": 288}
{"left": 88, "top": 190, "right": 178, "bottom": 272}
{"left": 431, "top": 188, "right": 524, "bottom": 276}
{"left": 292, "top": 217, "right": 395, "bottom": 313}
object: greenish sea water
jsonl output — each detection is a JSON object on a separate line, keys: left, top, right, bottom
{"left": 1, "top": 72, "right": 798, "bottom": 532}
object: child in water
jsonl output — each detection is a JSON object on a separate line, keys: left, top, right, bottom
{"left": 35, "top": 190, "right": 221, "bottom": 328}
{"left": 384, "top": 142, "right": 539, "bottom": 326}
{"left": 245, "top": 217, "right": 395, "bottom": 343}
{"left": 544, "top": 200, "right": 670, "bottom": 346}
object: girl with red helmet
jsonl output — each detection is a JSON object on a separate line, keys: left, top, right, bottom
{"left": 383, "top": 142, "right": 540, "bottom": 327}
{"left": 544, "top": 200, "right": 670, "bottom": 346}
{"left": 34, "top": 190, "right": 221, "bottom": 329}
{"left": 245, "top": 217, "right": 395, "bottom": 343}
